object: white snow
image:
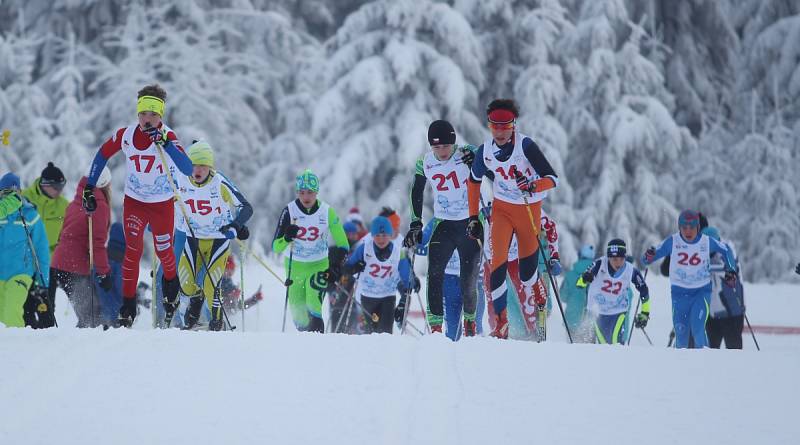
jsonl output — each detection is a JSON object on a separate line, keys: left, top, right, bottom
{"left": 2, "top": 262, "right": 799, "bottom": 445}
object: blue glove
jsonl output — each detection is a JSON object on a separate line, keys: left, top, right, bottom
{"left": 549, "top": 258, "right": 562, "bottom": 276}
{"left": 144, "top": 126, "right": 168, "bottom": 146}
{"left": 221, "top": 228, "right": 237, "bottom": 240}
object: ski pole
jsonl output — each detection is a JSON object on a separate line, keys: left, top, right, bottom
{"left": 281, "top": 224, "right": 295, "bottom": 333}
{"left": 239, "top": 248, "right": 245, "bottom": 332}
{"left": 333, "top": 281, "right": 379, "bottom": 324}
{"left": 236, "top": 240, "right": 285, "bottom": 285}
{"left": 88, "top": 214, "right": 96, "bottom": 328}
{"left": 667, "top": 330, "right": 675, "bottom": 347}
{"left": 17, "top": 206, "right": 53, "bottom": 327}
{"left": 513, "top": 182, "right": 572, "bottom": 343}
{"left": 627, "top": 269, "right": 645, "bottom": 346}
{"left": 152, "top": 134, "right": 233, "bottom": 331}
{"left": 400, "top": 249, "right": 416, "bottom": 335}
{"left": 731, "top": 278, "right": 759, "bottom": 350}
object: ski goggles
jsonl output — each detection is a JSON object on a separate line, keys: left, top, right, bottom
{"left": 40, "top": 178, "right": 66, "bottom": 191}
{"left": 137, "top": 95, "right": 165, "bottom": 117}
{"left": 487, "top": 121, "right": 515, "bottom": 130}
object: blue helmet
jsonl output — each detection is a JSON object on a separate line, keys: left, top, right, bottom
{"left": 0, "top": 172, "right": 21, "bottom": 191}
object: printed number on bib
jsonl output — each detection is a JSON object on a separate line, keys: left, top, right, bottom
{"left": 494, "top": 165, "right": 533, "bottom": 180}
{"left": 432, "top": 171, "right": 463, "bottom": 191}
{"left": 369, "top": 264, "right": 393, "bottom": 278}
{"left": 185, "top": 199, "right": 221, "bottom": 216}
{"left": 677, "top": 252, "right": 701, "bottom": 266}
{"left": 601, "top": 280, "right": 623, "bottom": 295}
{"left": 297, "top": 226, "right": 320, "bottom": 241}
{"left": 129, "top": 154, "right": 163, "bottom": 174}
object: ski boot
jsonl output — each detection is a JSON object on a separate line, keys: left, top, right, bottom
{"left": 117, "top": 297, "right": 137, "bottom": 328}
{"left": 208, "top": 306, "right": 224, "bottom": 331}
{"left": 490, "top": 309, "right": 509, "bottom": 339}
{"left": 162, "top": 275, "right": 181, "bottom": 327}
{"left": 430, "top": 324, "right": 443, "bottom": 334}
{"left": 463, "top": 319, "right": 477, "bottom": 337}
{"left": 182, "top": 294, "right": 205, "bottom": 330}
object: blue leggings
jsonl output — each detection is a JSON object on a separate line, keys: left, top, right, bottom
{"left": 594, "top": 312, "right": 627, "bottom": 345}
{"left": 671, "top": 284, "right": 711, "bottom": 349}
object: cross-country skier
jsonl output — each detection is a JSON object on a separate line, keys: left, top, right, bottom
{"left": 403, "top": 119, "right": 481, "bottom": 335}
{"left": 175, "top": 141, "right": 252, "bottom": 331}
{"left": 272, "top": 169, "right": 349, "bottom": 332}
{"left": 642, "top": 210, "right": 737, "bottom": 348}
{"left": 466, "top": 99, "right": 558, "bottom": 339}
{"left": 703, "top": 227, "right": 745, "bottom": 349}
{"left": 82, "top": 84, "right": 193, "bottom": 327}
{"left": 577, "top": 239, "right": 650, "bottom": 345}
{"left": 344, "top": 216, "right": 412, "bottom": 334}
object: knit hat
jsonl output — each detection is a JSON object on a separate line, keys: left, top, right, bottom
{"left": 348, "top": 207, "right": 364, "bottom": 225}
{"left": 0, "top": 172, "right": 21, "bottom": 191}
{"left": 678, "top": 209, "right": 700, "bottom": 228}
{"left": 428, "top": 120, "right": 456, "bottom": 146}
{"left": 343, "top": 221, "right": 358, "bottom": 235}
{"left": 40, "top": 162, "right": 66, "bottom": 189}
{"left": 370, "top": 216, "right": 393, "bottom": 237}
{"left": 606, "top": 239, "right": 627, "bottom": 258}
{"left": 187, "top": 141, "right": 215, "bottom": 168}
{"left": 295, "top": 169, "right": 319, "bottom": 193}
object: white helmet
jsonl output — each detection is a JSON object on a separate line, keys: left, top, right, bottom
{"left": 96, "top": 167, "right": 112, "bottom": 188}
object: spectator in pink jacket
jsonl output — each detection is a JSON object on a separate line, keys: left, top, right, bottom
{"left": 49, "top": 170, "right": 113, "bottom": 328}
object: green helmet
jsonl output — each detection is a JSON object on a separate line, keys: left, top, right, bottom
{"left": 187, "top": 141, "right": 215, "bottom": 168}
{"left": 295, "top": 169, "right": 319, "bottom": 193}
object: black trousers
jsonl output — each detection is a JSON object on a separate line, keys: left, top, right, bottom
{"left": 427, "top": 219, "right": 481, "bottom": 319}
{"left": 707, "top": 315, "right": 744, "bottom": 349}
{"left": 360, "top": 295, "right": 396, "bottom": 334}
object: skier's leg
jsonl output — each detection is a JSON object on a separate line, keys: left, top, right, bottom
{"left": 689, "top": 287, "right": 710, "bottom": 348}
{"left": 305, "top": 268, "right": 328, "bottom": 333}
{"left": 287, "top": 262, "right": 312, "bottom": 331}
{"left": 198, "top": 239, "right": 230, "bottom": 331}
{"left": 455, "top": 224, "right": 481, "bottom": 328}
{"left": 427, "top": 222, "right": 457, "bottom": 330}
{"left": 443, "top": 274, "right": 461, "bottom": 341}
{"left": 120, "top": 196, "right": 149, "bottom": 323}
{"left": 360, "top": 296, "right": 379, "bottom": 334}
{"left": 671, "top": 288, "right": 691, "bottom": 348}
{"left": 726, "top": 315, "right": 744, "bottom": 349}
{"left": 376, "top": 296, "right": 396, "bottom": 334}
{"left": 149, "top": 199, "right": 179, "bottom": 307}
{"left": 0, "top": 274, "right": 32, "bottom": 327}
{"left": 707, "top": 317, "right": 723, "bottom": 349}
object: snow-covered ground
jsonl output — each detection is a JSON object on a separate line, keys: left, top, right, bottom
{"left": 2, "top": 259, "right": 799, "bottom": 445}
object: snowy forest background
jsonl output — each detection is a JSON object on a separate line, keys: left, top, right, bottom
{"left": 0, "top": 0, "right": 798, "bottom": 281}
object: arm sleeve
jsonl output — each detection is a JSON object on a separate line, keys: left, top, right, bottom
{"left": 631, "top": 268, "right": 650, "bottom": 311}
{"left": 522, "top": 138, "right": 558, "bottom": 192}
{"left": 398, "top": 256, "right": 412, "bottom": 290}
{"left": 328, "top": 207, "right": 350, "bottom": 250}
{"left": 220, "top": 176, "right": 253, "bottom": 227}
{"left": 541, "top": 213, "right": 560, "bottom": 259}
{"left": 87, "top": 128, "right": 125, "bottom": 187}
{"left": 343, "top": 243, "right": 365, "bottom": 275}
{"left": 410, "top": 158, "right": 427, "bottom": 222}
{"left": 709, "top": 238, "right": 737, "bottom": 271}
{"left": 163, "top": 138, "right": 193, "bottom": 176}
{"left": 649, "top": 236, "right": 673, "bottom": 263}
{"left": 271, "top": 207, "right": 291, "bottom": 254}
{"left": 32, "top": 215, "right": 50, "bottom": 287}
{"left": 467, "top": 145, "right": 486, "bottom": 217}
{"left": 0, "top": 193, "right": 23, "bottom": 219}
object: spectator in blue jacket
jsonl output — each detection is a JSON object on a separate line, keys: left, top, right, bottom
{"left": 704, "top": 226, "right": 745, "bottom": 349}
{"left": 0, "top": 173, "right": 50, "bottom": 327}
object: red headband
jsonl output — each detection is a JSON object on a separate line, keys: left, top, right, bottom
{"left": 488, "top": 109, "right": 516, "bottom": 124}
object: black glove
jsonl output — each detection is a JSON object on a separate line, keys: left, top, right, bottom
{"left": 394, "top": 296, "right": 407, "bottom": 324}
{"left": 795, "top": 263, "right": 799, "bottom": 275}
{"left": 284, "top": 224, "right": 300, "bottom": 242}
{"left": 82, "top": 185, "right": 97, "bottom": 213}
{"left": 459, "top": 147, "right": 475, "bottom": 167}
{"left": 324, "top": 266, "right": 341, "bottom": 285}
{"left": 514, "top": 170, "right": 535, "bottom": 194}
{"left": 237, "top": 225, "right": 250, "bottom": 240}
{"left": 724, "top": 270, "right": 738, "bottom": 287}
{"left": 412, "top": 275, "right": 421, "bottom": 293}
{"left": 581, "top": 270, "right": 594, "bottom": 284}
{"left": 403, "top": 220, "right": 423, "bottom": 248}
{"left": 634, "top": 312, "right": 649, "bottom": 328}
{"left": 466, "top": 215, "right": 483, "bottom": 240}
{"left": 643, "top": 246, "right": 656, "bottom": 265}
{"left": 96, "top": 274, "right": 113, "bottom": 291}
{"left": 351, "top": 260, "right": 366, "bottom": 274}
